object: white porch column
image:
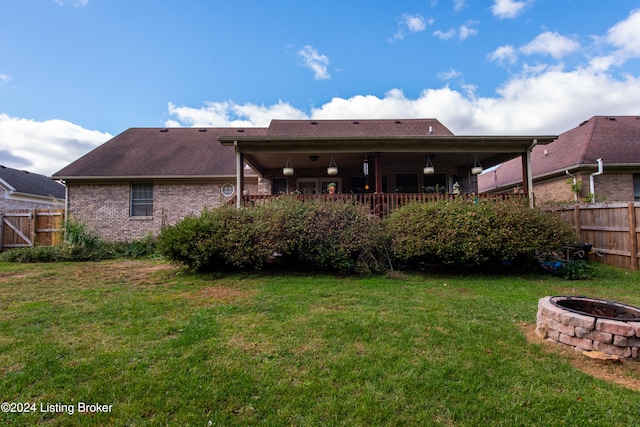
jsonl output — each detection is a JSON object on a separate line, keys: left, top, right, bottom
{"left": 234, "top": 141, "right": 244, "bottom": 208}
{"left": 526, "top": 139, "right": 536, "bottom": 208}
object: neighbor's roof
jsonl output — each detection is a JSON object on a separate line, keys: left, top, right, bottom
{"left": 479, "top": 116, "right": 640, "bottom": 192}
{"left": 53, "top": 127, "right": 268, "bottom": 179}
{"left": 0, "top": 165, "right": 66, "bottom": 199}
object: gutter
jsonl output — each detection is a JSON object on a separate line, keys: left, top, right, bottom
{"left": 565, "top": 170, "right": 578, "bottom": 202}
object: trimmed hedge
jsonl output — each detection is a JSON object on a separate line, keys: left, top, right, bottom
{"left": 384, "top": 200, "right": 578, "bottom": 267}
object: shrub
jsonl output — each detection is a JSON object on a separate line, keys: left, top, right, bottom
{"left": 157, "top": 197, "right": 386, "bottom": 274}
{"left": 384, "top": 200, "right": 578, "bottom": 268}
{"left": 0, "top": 220, "right": 157, "bottom": 263}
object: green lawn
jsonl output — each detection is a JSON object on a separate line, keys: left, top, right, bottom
{"left": 1, "top": 260, "right": 640, "bottom": 426}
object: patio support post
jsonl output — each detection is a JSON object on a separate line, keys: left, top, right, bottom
{"left": 234, "top": 141, "right": 244, "bottom": 208}
{"left": 526, "top": 139, "right": 537, "bottom": 208}
{"left": 375, "top": 152, "right": 383, "bottom": 194}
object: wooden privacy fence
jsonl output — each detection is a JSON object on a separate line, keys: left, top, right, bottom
{"left": 0, "top": 209, "right": 65, "bottom": 251}
{"left": 547, "top": 203, "right": 640, "bottom": 270}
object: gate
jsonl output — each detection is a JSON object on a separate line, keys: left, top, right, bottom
{"left": 0, "top": 209, "right": 65, "bottom": 251}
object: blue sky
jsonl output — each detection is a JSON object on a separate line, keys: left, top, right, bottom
{"left": 1, "top": 0, "right": 640, "bottom": 175}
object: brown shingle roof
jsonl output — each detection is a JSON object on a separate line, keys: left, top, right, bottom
{"left": 266, "top": 119, "right": 454, "bottom": 137}
{"left": 479, "top": 116, "right": 640, "bottom": 192}
{"left": 53, "top": 127, "right": 267, "bottom": 178}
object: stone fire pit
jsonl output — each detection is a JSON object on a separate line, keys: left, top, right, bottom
{"left": 536, "top": 296, "right": 640, "bottom": 359}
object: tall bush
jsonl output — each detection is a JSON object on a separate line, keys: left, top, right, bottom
{"left": 157, "top": 198, "right": 386, "bottom": 274}
{"left": 384, "top": 201, "right": 577, "bottom": 267}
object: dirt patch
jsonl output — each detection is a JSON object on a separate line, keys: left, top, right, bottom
{"left": 521, "top": 322, "right": 640, "bottom": 391}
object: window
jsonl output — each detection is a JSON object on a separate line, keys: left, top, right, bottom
{"left": 221, "top": 183, "right": 235, "bottom": 197}
{"left": 272, "top": 178, "right": 287, "bottom": 195}
{"left": 395, "top": 173, "right": 419, "bottom": 193}
{"left": 130, "top": 183, "right": 153, "bottom": 217}
{"left": 634, "top": 174, "right": 640, "bottom": 201}
{"left": 422, "top": 173, "right": 447, "bottom": 193}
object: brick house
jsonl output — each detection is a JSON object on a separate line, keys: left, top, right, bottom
{"left": 0, "top": 165, "right": 65, "bottom": 211}
{"left": 478, "top": 116, "right": 640, "bottom": 204}
{"left": 53, "top": 119, "right": 554, "bottom": 241}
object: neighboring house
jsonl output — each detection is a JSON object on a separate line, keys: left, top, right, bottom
{"left": 479, "top": 116, "right": 640, "bottom": 204}
{"left": 0, "top": 165, "right": 65, "bottom": 211}
{"left": 53, "top": 120, "right": 554, "bottom": 241}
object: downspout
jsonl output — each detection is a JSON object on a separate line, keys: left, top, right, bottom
{"left": 589, "top": 158, "right": 603, "bottom": 203}
{"left": 526, "top": 139, "right": 537, "bottom": 208}
{"left": 565, "top": 170, "right": 578, "bottom": 202}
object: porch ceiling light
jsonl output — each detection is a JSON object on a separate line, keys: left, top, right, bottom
{"left": 471, "top": 156, "right": 483, "bottom": 175}
{"left": 283, "top": 157, "right": 294, "bottom": 176}
{"left": 363, "top": 155, "right": 369, "bottom": 176}
{"left": 423, "top": 155, "right": 434, "bottom": 175}
{"left": 327, "top": 156, "right": 338, "bottom": 176}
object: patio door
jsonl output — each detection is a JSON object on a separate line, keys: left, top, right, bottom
{"left": 297, "top": 178, "right": 342, "bottom": 194}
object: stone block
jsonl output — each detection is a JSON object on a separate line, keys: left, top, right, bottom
{"left": 613, "top": 335, "right": 640, "bottom": 347}
{"left": 595, "top": 319, "right": 636, "bottom": 337}
{"left": 546, "top": 317, "right": 575, "bottom": 336}
{"left": 559, "top": 333, "right": 593, "bottom": 350}
{"left": 539, "top": 298, "right": 566, "bottom": 322}
{"left": 560, "top": 312, "right": 595, "bottom": 330}
{"left": 593, "top": 341, "right": 632, "bottom": 358}
{"left": 575, "top": 327, "right": 612, "bottom": 344}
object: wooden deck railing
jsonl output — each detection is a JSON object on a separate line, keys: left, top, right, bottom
{"left": 240, "top": 193, "right": 528, "bottom": 217}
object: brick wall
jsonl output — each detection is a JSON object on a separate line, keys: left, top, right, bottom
{"left": 593, "top": 173, "right": 634, "bottom": 202}
{"left": 533, "top": 172, "right": 636, "bottom": 204}
{"left": 67, "top": 180, "right": 256, "bottom": 241}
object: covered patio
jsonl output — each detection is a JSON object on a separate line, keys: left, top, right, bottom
{"left": 218, "top": 119, "right": 557, "bottom": 213}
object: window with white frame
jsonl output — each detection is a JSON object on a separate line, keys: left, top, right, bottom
{"left": 130, "top": 183, "right": 153, "bottom": 217}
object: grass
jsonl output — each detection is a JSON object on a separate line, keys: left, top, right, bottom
{"left": 1, "top": 260, "right": 640, "bottom": 426}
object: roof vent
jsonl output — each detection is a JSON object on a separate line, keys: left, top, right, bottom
{"left": 160, "top": 128, "right": 168, "bottom": 132}
{"left": 395, "top": 120, "right": 402, "bottom": 124}
{"left": 199, "top": 128, "right": 207, "bottom": 132}
{"left": 236, "top": 129, "right": 245, "bottom": 133}
{"left": 310, "top": 121, "right": 318, "bottom": 125}
{"left": 608, "top": 117, "right": 616, "bottom": 121}
{"left": 579, "top": 120, "right": 588, "bottom": 126}
{"left": 353, "top": 121, "right": 360, "bottom": 124}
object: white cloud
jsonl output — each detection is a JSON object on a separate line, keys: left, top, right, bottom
{"left": 166, "top": 101, "right": 307, "bottom": 128}
{"left": 433, "top": 28, "right": 456, "bottom": 41}
{"left": 166, "top": 63, "right": 640, "bottom": 137}
{"left": 433, "top": 22, "right": 478, "bottom": 42}
{"left": 453, "top": 0, "right": 466, "bottom": 12}
{"left": 591, "top": 8, "right": 640, "bottom": 69}
{"left": 491, "top": 0, "right": 533, "bottom": 19}
{"left": 520, "top": 31, "right": 580, "bottom": 59}
{"left": 0, "top": 114, "right": 111, "bottom": 176}
{"left": 54, "top": 0, "right": 89, "bottom": 6}
{"left": 297, "top": 45, "right": 331, "bottom": 80}
{"left": 458, "top": 23, "right": 478, "bottom": 41}
{"left": 487, "top": 45, "right": 518, "bottom": 66}
{"left": 390, "top": 14, "right": 432, "bottom": 41}
{"left": 437, "top": 69, "right": 462, "bottom": 80}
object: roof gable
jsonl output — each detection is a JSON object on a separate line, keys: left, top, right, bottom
{"left": 0, "top": 165, "right": 65, "bottom": 199}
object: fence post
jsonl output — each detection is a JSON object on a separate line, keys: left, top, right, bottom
{"left": 629, "top": 202, "right": 638, "bottom": 271}
{"left": 573, "top": 204, "right": 581, "bottom": 238}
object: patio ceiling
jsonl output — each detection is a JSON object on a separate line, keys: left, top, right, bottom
{"left": 219, "top": 135, "right": 558, "bottom": 175}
